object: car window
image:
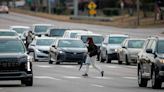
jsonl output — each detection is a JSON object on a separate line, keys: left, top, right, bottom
{"left": 58, "top": 40, "right": 85, "bottom": 48}
{"left": 36, "top": 39, "right": 55, "bottom": 46}
{"left": 0, "top": 32, "right": 17, "bottom": 36}
{"left": 157, "top": 40, "right": 164, "bottom": 53}
{"left": 13, "top": 28, "right": 28, "bottom": 34}
{"left": 70, "top": 33, "right": 77, "bottom": 38}
{"left": 0, "top": 39, "right": 25, "bottom": 53}
{"left": 81, "top": 36, "right": 104, "bottom": 44}
{"left": 145, "top": 39, "right": 153, "bottom": 50}
{"left": 150, "top": 40, "right": 156, "bottom": 52}
{"left": 34, "top": 26, "right": 49, "bottom": 33}
{"left": 128, "top": 40, "right": 145, "bottom": 48}
{"left": 49, "top": 29, "right": 66, "bottom": 37}
{"left": 108, "top": 37, "right": 127, "bottom": 44}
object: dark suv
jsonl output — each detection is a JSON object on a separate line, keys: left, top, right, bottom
{"left": 137, "top": 36, "right": 164, "bottom": 89}
{"left": 0, "top": 37, "right": 33, "bottom": 86}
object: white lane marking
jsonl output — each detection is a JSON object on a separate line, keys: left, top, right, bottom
{"left": 59, "top": 66, "right": 76, "bottom": 68}
{"left": 123, "top": 77, "right": 137, "bottom": 80}
{"left": 125, "top": 66, "right": 137, "bottom": 69}
{"left": 0, "top": 88, "right": 3, "bottom": 90}
{"left": 63, "top": 76, "right": 81, "bottom": 79}
{"left": 34, "top": 76, "right": 61, "bottom": 80}
{"left": 106, "top": 66, "right": 121, "bottom": 69}
{"left": 91, "top": 84, "right": 104, "bottom": 88}
{"left": 93, "top": 77, "right": 112, "bottom": 80}
{"left": 37, "top": 65, "right": 53, "bottom": 68}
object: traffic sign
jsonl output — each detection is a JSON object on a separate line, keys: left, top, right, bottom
{"left": 88, "top": 1, "right": 97, "bottom": 10}
{"left": 89, "top": 9, "right": 97, "bottom": 15}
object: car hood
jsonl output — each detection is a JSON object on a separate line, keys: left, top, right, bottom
{"left": 127, "top": 48, "right": 142, "bottom": 55}
{"left": 0, "top": 53, "right": 27, "bottom": 58}
{"left": 59, "top": 48, "right": 87, "bottom": 53}
{"left": 107, "top": 44, "right": 121, "bottom": 49}
{"left": 36, "top": 46, "right": 50, "bottom": 51}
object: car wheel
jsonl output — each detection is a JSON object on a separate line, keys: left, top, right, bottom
{"left": 106, "top": 54, "right": 111, "bottom": 63}
{"left": 56, "top": 62, "right": 60, "bottom": 65}
{"left": 125, "top": 55, "right": 130, "bottom": 65}
{"left": 21, "top": 77, "right": 33, "bottom": 86}
{"left": 48, "top": 55, "right": 53, "bottom": 64}
{"left": 118, "top": 54, "right": 122, "bottom": 64}
{"left": 151, "top": 68, "right": 162, "bottom": 89}
{"left": 138, "top": 69, "right": 148, "bottom": 87}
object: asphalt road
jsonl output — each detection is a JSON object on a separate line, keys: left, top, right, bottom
{"left": 0, "top": 13, "right": 164, "bottom": 92}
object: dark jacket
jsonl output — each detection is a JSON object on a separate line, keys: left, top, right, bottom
{"left": 87, "top": 44, "right": 98, "bottom": 57}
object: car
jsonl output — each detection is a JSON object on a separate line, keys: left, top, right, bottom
{"left": 100, "top": 34, "right": 128, "bottom": 63}
{"left": 76, "top": 33, "right": 104, "bottom": 60}
{"left": 49, "top": 38, "right": 87, "bottom": 64}
{"left": 10, "top": 26, "right": 30, "bottom": 43}
{"left": 0, "top": 36, "right": 33, "bottom": 86}
{"left": 63, "top": 30, "right": 93, "bottom": 38}
{"left": 0, "top": 5, "right": 9, "bottom": 13}
{"left": 46, "top": 28, "right": 68, "bottom": 37}
{"left": 0, "top": 29, "right": 18, "bottom": 36}
{"left": 32, "top": 24, "right": 53, "bottom": 36}
{"left": 117, "top": 38, "right": 145, "bottom": 65}
{"left": 137, "top": 36, "right": 164, "bottom": 89}
{"left": 28, "top": 37, "right": 56, "bottom": 62}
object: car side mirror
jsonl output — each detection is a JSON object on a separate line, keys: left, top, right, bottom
{"left": 122, "top": 46, "right": 127, "bottom": 49}
{"left": 45, "top": 33, "right": 48, "bottom": 36}
{"left": 146, "top": 49, "right": 153, "bottom": 53}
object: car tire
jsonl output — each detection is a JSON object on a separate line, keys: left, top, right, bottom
{"left": 138, "top": 69, "right": 148, "bottom": 87}
{"left": 151, "top": 68, "right": 162, "bottom": 89}
{"left": 106, "top": 54, "right": 111, "bottom": 63}
{"left": 21, "top": 77, "right": 33, "bottom": 86}
{"left": 56, "top": 62, "right": 60, "bottom": 65}
{"left": 125, "top": 55, "right": 130, "bottom": 65}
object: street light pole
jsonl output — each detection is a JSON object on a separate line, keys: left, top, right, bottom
{"left": 48, "top": 0, "right": 51, "bottom": 14}
{"left": 74, "top": 0, "right": 78, "bottom": 16}
{"left": 137, "top": 0, "right": 140, "bottom": 26}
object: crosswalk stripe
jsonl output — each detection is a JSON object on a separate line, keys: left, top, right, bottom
{"left": 34, "top": 76, "right": 61, "bottom": 80}
{"left": 63, "top": 76, "right": 81, "bottom": 79}
{"left": 91, "top": 84, "right": 104, "bottom": 88}
{"left": 93, "top": 77, "right": 112, "bottom": 80}
{"left": 106, "top": 66, "right": 121, "bottom": 69}
{"left": 59, "top": 66, "right": 76, "bottom": 68}
{"left": 0, "top": 88, "right": 3, "bottom": 90}
{"left": 37, "top": 65, "right": 53, "bottom": 68}
{"left": 122, "top": 77, "right": 137, "bottom": 80}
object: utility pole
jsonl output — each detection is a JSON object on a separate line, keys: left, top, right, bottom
{"left": 74, "top": 0, "right": 78, "bottom": 16}
{"left": 137, "top": 0, "right": 140, "bottom": 26}
{"left": 48, "top": 0, "right": 51, "bottom": 14}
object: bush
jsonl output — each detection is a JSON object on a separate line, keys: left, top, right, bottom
{"left": 103, "top": 8, "right": 120, "bottom": 16}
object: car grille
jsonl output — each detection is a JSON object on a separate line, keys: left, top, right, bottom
{"left": 65, "top": 52, "right": 84, "bottom": 60}
{"left": 0, "top": 58, "right": 20, "bottom": 72}
{"left": 42, "top": 51, "right": 49, "bottom": 54}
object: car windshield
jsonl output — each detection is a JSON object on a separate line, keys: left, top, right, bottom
{"left": 0, "top": 39, "right": 25, "bottom": 53}
{"left": 34, "top": 26, "right": 49, "bottom": 33}
{"left": 128, "top": 40, "right": 145, "bottom": 48}
{"left": 0, "top": 32, "right": 17, "bottom": 36}
{"left": 157, "top": 40, "right": 164, "bottom": 53}
{"left": 81, "top": 36, "right": 104, "bottom": 44}
{"left": 36, "top": 39, "right": 55, "bottom": 46}
{"left": 50, "top": 29, "right": 66, "bottom": 37}
{"left": 13, "top": 28, "right": 28, "bottom": 34}
{"left": 58, "top": 40, "right": 85, "bottom": 48}
{"left": 108, "top": 37, "right": 127, "bottom": 44}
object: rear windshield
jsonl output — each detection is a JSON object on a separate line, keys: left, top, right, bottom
{"left": 81, "top": 36, "right": 104, "bottom": 44}
{"left": 49, "top": 29, "right": 66, "bottom": 37}
{"left": 34, "top": 26, "right": 49, "bottom": 33}
{"left": 0, "top": 39, "right": 25, "bottom": 53}
{"left": 0, "top": 32, "right": 17, "bottom": 36}
{"left": 36, "top": 39, "right": 55, "bottom": 46}
{"left": 108, "top": 37, "right": 127, "bottom": 44}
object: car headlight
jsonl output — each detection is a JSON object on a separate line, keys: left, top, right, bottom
{"left": 159, "top": 59, "right": 164, "bottom": 64}
{"left": 59, "top": 50, "right": 65, "bottom": 54}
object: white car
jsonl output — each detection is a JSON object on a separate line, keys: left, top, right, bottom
{"left": 32, "top": 24, "right": 53, "bottom": 36}
{"left": 63, "top": 30, "right": 93, "bottom": 38}
{"left": 117, "top": 38, "right": 145, "bottom": 65}
{"left": 100, "top": 34, "right": 128, "bottom": 63}
{"left": 0, "top": 5, "right": 9, "bottom": 13}
{"left": 0, "top": 29, "right": 18, "bottom": 37}
{"left": 76, "top": 33, "right": 104, "bottom": 60}
{"left": 28, "top": 37, "right": 56, "bottom": 62}
{"left": 10, "top": 26, "right": 30, "bottom": 42}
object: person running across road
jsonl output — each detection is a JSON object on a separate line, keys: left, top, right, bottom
{"left": 82, "top": 37, "right": 104, "bottom": 77}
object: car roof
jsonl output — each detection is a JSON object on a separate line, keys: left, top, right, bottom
{"left": 126, "top": 38, "right": 145, "bottom": 40}
{"left": 35, "top": 37, "right": 57, "bottom": 40}
{"left": 56, "top": 38, "right": 81, "bottom": 41}
{"left": 76, "top": 33, "right": 103, "bottom": 36}
{"left": 10, "top": 26, "right": 30, "bottom": 29}
{"left": 33, "top": 24, "right": 53, "bottom": 26}
{"left": 107, "top": 34, "right": 128, "bottom": 37}
{"left": 0, "top": 36, "right": 20, "bottom": 40}
{"left": 0, "top": 29, "right": 16, "bottom": 32}
{"left": 65, "top": 30, "right": 92, "bottom": 33}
